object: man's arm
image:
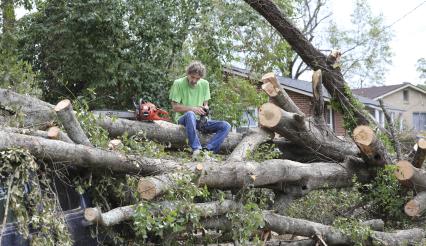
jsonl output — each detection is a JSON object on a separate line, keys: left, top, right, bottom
{"left": 171, "top": 101, "right": 206, "bottom": 115}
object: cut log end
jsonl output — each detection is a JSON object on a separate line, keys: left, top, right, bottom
{"left": 353, "top": 125, "right": 374, "bottom": 146}
{"left": 418, "top": 139, "right": 426, "bottom": 149}
{"left": 138, "top": 179, "right": 158, "bottom": 200}
{"left": 261, "top": 82, "right": 278, "bottom": 97}
{"left": 84, "top": 207, "right": 102, "bottom": 223}
{"left": 395, "top": 160, "right": 415, "bottom": 181}
{"left": 196, "top": 163, "right": 204, "bottom": 172}
{"left": 108, "top": 139, "right": 123, "bottom": 150}
{"left": 405, "top": 199, "right": 420, "bottom": 217}
{"left": 259, "top": 103, "right": 281, "bottom": 128}
{"left": 47, "top": 126, "right": 60, "bottom": 139}
{"left": 54, "top": 99, "right": 71, "bottom": 112}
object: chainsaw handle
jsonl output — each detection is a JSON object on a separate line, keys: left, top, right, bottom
{"left": 156, "top": 109, "right": 169, "bottom": 115}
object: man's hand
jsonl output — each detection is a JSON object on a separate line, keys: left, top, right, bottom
{"left": 192, "top": 106, "right": 206, "bottom": 115}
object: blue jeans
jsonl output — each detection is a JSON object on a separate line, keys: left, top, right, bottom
{"left": 178, "top": 111, "right": 231, "bottom": 153}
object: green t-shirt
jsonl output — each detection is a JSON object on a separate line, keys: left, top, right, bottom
{"left": 169, "top": 76, "right": 211, "bottom": 122}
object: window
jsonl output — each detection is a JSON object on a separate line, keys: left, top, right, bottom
{"left": 325, "top": 105, "right": 334, "bottom": 130}
{"left": 403, "top": 90, "right": 409, "bottom": 102}
{"left": 413, "top": 112, "right": 426, "bottom": 132}
{"left": 240, "top": 108, "right": 258, "bottom": 128}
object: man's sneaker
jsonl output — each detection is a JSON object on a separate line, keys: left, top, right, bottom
{"left": 192, "top": 149, "right": 202, "bottom": 160}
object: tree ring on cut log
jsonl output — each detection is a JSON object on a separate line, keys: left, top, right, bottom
{"left": 395, "top": 160, "right": 414, "bottom": 181}
{"left": 418, "top": 139, "right": 426, "bottom": 150}
{"left": 54, "top": 99, "right": 71, "bottom": 112}
{"left": 405, "top": 199, "right": 420, "bottom": 217}
{"left": 261, "top": 82, "right": 278, "bottom": 96}
{"left": 47, "top": 126, "right": 60, "bottom": 139}
{"left": 84, "top": 207, "right": 102, "bottom": 222}
{"left": 259, "top": 103, "right": 281, "bottom": 128}
{"left": 352, "top": 125, "right": 374, "bottom": 146}
{"left": 138, "top": 179, "right": 158, "bottom": 200}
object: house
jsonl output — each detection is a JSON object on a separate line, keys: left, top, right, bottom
{"left": 353, "top": 83, "right": 426, "bottom": 133}
{"left": 223, "top": 66, "right": 403, "bottom": 136}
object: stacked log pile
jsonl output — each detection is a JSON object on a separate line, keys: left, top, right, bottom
{"left": 1, "top": 0, "right": 425, "bottom": 244}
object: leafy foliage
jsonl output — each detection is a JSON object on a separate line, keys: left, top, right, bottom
{"left": 246, "top": 143, "right": 281, "bottom": 162}
{"left": 210, "top": 77, "right": 267, "bottom": 126}
{"left": 0, "top": 148, "right": 72, "bottom": 245}
{"left": 333, "top": 217, "right": 372, "bottom": 245}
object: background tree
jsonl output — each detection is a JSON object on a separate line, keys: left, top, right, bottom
{"left": 417, "top": 58, "right": 426, "bottom": 89}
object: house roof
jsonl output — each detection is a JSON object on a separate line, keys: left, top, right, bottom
{"left": 223, "top": 65, "right": 403, "bottom": 111}
{"left": 352, "top": 83, "right": 426, "bottom": 99}
{"left": 276, "top": 76, "right": 402, "bottom": 111}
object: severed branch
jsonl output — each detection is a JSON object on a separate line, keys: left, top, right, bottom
{"left": 352, "top": 125, "right": 391, "bottom": 166}
{"left": 395, "top": 160, "right": 426, "bottom": 191}
{"left": 137, "top": 158, "right": 372, "bottom": 201}
{"left": 259, "top": 102, "right": 359, "bottom": 162}
{"left": 227, "top": 128, "right": 273, "bottom": 162}
{"left": 311, "top": 69, "right": 325, "bottom": 126}
{"left": 54, "top": 99, "right": 92, "bottom": 146}
{"left": 412, "top": 138, "right": 426, "bottom": 169}
{"left": 404, "top": 191, "right": 426, "bottom": 218}
{"left": 0, "top": 131, "right": 178, "bottom": 175}
{"left": 378, "top": 99, "right": 402, "bottom": 160}
{"left": 84, "top": 200, "right": 239, "bottom": 226}
{"left": 261, "top": 73, "right": 304, "bottom": 116}
{"left": 3, "top": 126, "right": 72, "bottom": 143}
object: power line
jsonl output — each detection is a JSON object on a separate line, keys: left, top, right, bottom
{"left": 343, "top": 0, "right": 426, "bottom": 54}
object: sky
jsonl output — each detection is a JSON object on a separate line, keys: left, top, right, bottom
{"left": 330, "top": 0, "right": 426, "bottom": 86}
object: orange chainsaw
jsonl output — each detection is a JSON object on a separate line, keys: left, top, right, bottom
{"left": 133, "top": 98, "right": 170, "bottom": 121}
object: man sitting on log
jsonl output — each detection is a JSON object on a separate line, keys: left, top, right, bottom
{"left": 169, "top": 61, "right": 231, "bottom": 159}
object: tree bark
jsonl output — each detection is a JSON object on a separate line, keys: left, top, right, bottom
{"left": 0, "top": 89, "right": 243, "bottom": 152}
{"left": 2, "top": 127, "right": 72, "bottom": 143}
{"left": 54, "top": 99, "right": 92, "bottom": 146}
{"left": 0, "top": 89, "right": 56, "bottom": 129}
{"left": 138, "top": 158, "right": 373, "bottom": 200}
{"left": 378, "top": 99, "right": 402, "bottom": 160}
{"left": 352, "top": 125, "right": 391, "bottom": 166}
{"left": 412, "top": 138, "right": 426, "bottom": 168}
{"left": 404, "top": 191, "right": 426, "bottom": 218}
{"left": 0, "top": 131, "right": 178, "bottom": 175}
{"left": 84, "top": 200, "right": 239, "bottom": 226}
{"left": 259, "top": 102, "right": 359, "bottom": 162}
{"left": 263, "top": 211, "right": 425, "bottom": 245}
{"left": 227, "top": 128, "right": 273, "bottom": 161}
{"left": 95, "top": 116, "right": 242, "bottom": 153}
{"left": 261, "top": 73, "right": 304, "bottom": 116}
{"left": 311, "top": 70, "right": 325, "bottom": 125}
{"left": 395, "top": 160, "right": 426, "bottom": 191}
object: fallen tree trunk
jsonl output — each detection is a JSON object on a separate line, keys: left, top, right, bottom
{"left": 395, "top": 160, "right": 426, "bottom": 191}
{"left": 227, "top": 128, "right": 273, "bottom": 161}
{"left": 0, "top": 89, "right": 55, "bottom": 128}
{"left": 243, "top": 0, "right": 370, "bottom": 127}
{"left": 95, "top": 116, "right": 242, "bottom": 153}
{"left": 0, "top": 88, "right": 243, "bottom": 152}
{"left": 352, "top": 125, "right": 391, "bottom": 166}
{"left": 263, "top": 211, "right": 425, "bottom": 245}
{"left": 0, "top": 131, "right": 178, "bottom": 175}
{"left": 404, "top": 191, "right": 426, "bottom": 218}
{"left": 138, "top": 158, "right": 373, "bottom": 200}
{"left": 54, "top": 99, "right": 92, "bottom": 146}
{"left": 259, "top": 102, "right": 359, "bottom": 162}
{"left": 84, "top": 200, "right": 239, "bottom": 226}
{"left": 311, "top": 70, "right": 326, "bottom": 126}
{"left": 412, "top": 138, "right": 426, "bottom": 168}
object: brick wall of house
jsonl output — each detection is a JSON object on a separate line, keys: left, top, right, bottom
{"left": 286, "top": 91, "right": 347, "bottom": 136}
